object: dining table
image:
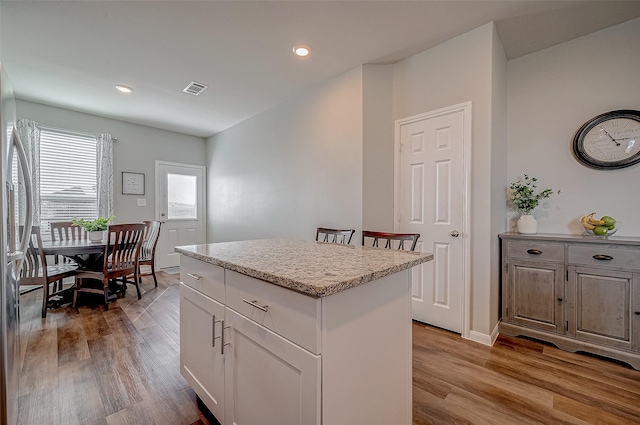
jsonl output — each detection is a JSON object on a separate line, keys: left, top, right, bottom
{"left": 41, "top": 238, "right": 107, "bottom": 270}
{"left": 40, "top": 238, "right": 110, "bottom": 308}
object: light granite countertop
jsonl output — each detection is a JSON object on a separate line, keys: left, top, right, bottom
{"left": 175, "top": 238, "right": 433, "bottom": 298}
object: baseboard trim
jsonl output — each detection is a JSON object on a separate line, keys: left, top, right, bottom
{"left": 468, "top": 322, "right": 500, "bottom": 346}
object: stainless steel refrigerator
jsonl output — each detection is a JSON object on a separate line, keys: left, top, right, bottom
{"left": 1, "top": 62, "right": 33, "bottom": 425}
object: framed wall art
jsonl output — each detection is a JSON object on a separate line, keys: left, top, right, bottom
{"left": 122, "top": 171, "right": 145, "bottom": 195}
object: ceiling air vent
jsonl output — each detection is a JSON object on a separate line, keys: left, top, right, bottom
{"left": 183, "top": 81, "right": 208, "bottom": 96}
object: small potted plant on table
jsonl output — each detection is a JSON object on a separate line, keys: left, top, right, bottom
{"left": 71, "top": 215, "right": 115, "bottom": 242}
{"left": 508, "top": 175, "right": 560, "bottom": 234}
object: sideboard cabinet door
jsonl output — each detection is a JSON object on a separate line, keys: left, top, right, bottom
{"left": 568, "top": 266, "right": 639, "bottom": 351}
{"left": 506, "top": 260, "right": 565, "bottom": 334}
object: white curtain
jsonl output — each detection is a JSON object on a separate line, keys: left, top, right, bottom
{"left": 15, "top": 119, "right": 41, "bottom": 226}
{"left": 96, "top": 133, "right": 114, "bottom": 218}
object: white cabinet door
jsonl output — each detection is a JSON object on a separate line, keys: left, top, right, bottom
{"left": 223, "top": 308, "right": 320, "bottom": 425}
{"left": 180, "top": 283, "right": 225, "bottom": 423}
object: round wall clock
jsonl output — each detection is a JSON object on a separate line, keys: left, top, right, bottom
{"left": 572, "top": 110, "right": 640, "bottom": 169}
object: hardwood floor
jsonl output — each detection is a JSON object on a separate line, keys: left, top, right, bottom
{"left": 18, "top": 271, "right": 211, "bottom": 425}
{"left": 18, "top": 272, "right": 640, "bottom": 425}
{"left": 412, "top": 322, "right": 640, "bottom": 425}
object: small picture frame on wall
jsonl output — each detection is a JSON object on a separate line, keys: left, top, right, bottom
{"left": 122, "top": 172, "right": 145, "bottom": 195}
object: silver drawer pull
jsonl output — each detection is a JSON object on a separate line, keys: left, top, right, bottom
{"left": 186, "top": 273, "right": 201, "bottom": 280}
{"left": 526, "top": 249, "right": 543, "bottom": 255}
{"left": 593, "top": 254, "right": 613, "bottom": 261}
{"left": 242, "top": 299, "right": 269, "bottom": 312}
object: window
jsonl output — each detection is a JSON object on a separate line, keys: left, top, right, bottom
{"left": 167, "top": 173, "right": 197, "bottom": 219}
{"left": 39, "top": 127, "right": 98, "bottom": 240}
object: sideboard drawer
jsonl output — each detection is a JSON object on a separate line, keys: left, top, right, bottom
{"left": 568, "top": 245, "right": 640, "bottom": 271}
{"left": 506, "top": 240, "right": 565, "bottom": 262}
{"left": 226, "top": 270, "right": 321, "bottom": 354}
{"left": 180, "top": 256, "right": 225, "bottom": 303}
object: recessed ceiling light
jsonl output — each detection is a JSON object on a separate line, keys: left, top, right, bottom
{"left": 293, "top": 45, "right": 310, "bottom": 57}
{"left": 115, "top": 85, "right": 133, "bottom": 93}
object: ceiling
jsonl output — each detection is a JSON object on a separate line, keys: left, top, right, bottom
{"left": 2, "top": 1, "right": 640, "bottom": 138}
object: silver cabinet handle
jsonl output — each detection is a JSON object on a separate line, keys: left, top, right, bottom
{"left": 212, "top": 314, "right": 216, "bottom": 347}
{"left": 242, "top": 299, "right": 269, "bottom": 312}
{"left": 211, "top": 314, "right": 223, "bottom": 348}
{"left": 221, "top": 321, "right": 232, "bottom": 355}
{"left": 186, "top": 273, "right": 201, "bottom": 280}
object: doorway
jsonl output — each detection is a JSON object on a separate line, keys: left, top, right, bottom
{"left": 395, "top": 102, "right": 471, "bottom": 337}
{"left": 155, "top": 161, "right": 206, "bottom": 269}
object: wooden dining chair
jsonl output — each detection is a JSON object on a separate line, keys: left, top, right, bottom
{"left": 137, "top": 220, "right": 162, "bottom": 287}
{"left": 49, "top": 221, "right": 88, "bottom": 290}
{"left": 73, "top": 223, "right": 146, "bottom": 311}
{"left": 50, "top": 220, "right": 88, "bottom": 242}
{"left": 362, "top": 230, "right": 420, "bottom": 252}
{"left": 20, "top": 226, "right": 79, "bottom": 318}
{"left": 316, "top": 227, "right": 356, "bottom": 244}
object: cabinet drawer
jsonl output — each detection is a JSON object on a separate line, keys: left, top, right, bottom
{"left": 568, "top": 245, "right": 640, "bottom": 271}
{"left": 180, "top": 256, "right": 225, "bottom": 303}
{"left": 226, "top": 270, "right": 321, "bottom": 354}
{"left": 506, "top": 240, "right": 565, "bottom": 262}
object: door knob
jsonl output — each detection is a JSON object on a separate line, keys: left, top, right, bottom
{"left": 450, "top": 230, "right": 460, "bottom": 237}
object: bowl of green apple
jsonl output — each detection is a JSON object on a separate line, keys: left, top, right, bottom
{"left": 581, "top": 213, "right": 618, "bottom": 236}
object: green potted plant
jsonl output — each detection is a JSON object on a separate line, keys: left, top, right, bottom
{"left": 71, "top": 215, "right": 115, "bottom": 242}
{"left": 508, "top": 175, "right": 560, "bottom": 234}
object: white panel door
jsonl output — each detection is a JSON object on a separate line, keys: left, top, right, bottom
{"left": 155, "top": 161, "right": 206, "bottom": 269}
{"left": 396, "top": 103, "right": 470, "bottom": 334}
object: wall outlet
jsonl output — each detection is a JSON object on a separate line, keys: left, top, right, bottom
{"left": 137, "top": 198, "right": 147, "bottom": 207}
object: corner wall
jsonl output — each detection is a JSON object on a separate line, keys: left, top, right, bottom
{"left": 206, "top": 67, "right": 363, "bottom": 243}
{"left": 490, "top": 25, "right": 508, "bottom": 336}
{"left": 393, "top": 22, "right": 503, "bottom": 339}
{"left": 362, "top": 64, "right": 394, "bottom": 233}
{"left": 507, "top": 17, "right": 640, "bottom": 236}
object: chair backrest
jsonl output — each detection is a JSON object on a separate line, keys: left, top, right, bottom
{"left": 50, "top": 221, "right": 87, "bottom": 241}
{"left": 316, "top": 227, "right": 355, "bottom": 244}
{"left": 19, "top": 225, "right": 48, "bottom": 284}
{"left": 362, "top": 230, "right": 420, "bottom": 252}
{"left": 141, "top": 220, "right": 162, "bottom": 260}
{"left": 103, "top": 223, "right": 146, "bottom": 274}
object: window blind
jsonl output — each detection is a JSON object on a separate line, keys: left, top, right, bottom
{"left": 39, "top": 127, "right": 98, "bottom": 239}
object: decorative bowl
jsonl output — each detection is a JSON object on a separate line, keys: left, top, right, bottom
{"left": 583, "top": 224, "right": 619, "bottom": 237}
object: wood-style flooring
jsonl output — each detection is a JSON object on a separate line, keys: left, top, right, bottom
{"left": 18, "top": 272, "right": 640, "bottom": 425}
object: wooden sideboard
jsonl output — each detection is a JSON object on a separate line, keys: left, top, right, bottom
{"left": 499, "top": 232, "right": 640, "bottom": 370}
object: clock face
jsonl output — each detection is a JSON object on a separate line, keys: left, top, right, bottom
{"left": 573, "top": 110, "right": 640, "bottom": 169}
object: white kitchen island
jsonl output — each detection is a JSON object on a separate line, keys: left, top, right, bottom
{"left": 175, "top": 239, "right": 433, "bottom": 425}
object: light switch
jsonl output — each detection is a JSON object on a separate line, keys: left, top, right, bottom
{"left": 137, "top": 198, "right": 147, "bottom": 207}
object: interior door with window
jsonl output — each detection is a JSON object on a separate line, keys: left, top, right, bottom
{"left": 155, "top": 161, "right": 206, "bottom": 269}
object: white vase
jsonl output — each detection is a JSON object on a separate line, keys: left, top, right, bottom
{"left": 88, "top": 231, "right": 104, "bottom": 243}
{"left": 517, "top": 214, "right": 538, "bottom": 234}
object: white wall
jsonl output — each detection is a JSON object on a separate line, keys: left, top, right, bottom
{"left": 393, "top": 22, "right": 503, "bottom": 337}
{"left": 507, "top": 17, "right": 640, "bottom": 236}
{"left": 206, "top": 67, "right": 363, "bottom": 243}
{"left": 17, "top": 100, "right": 206, "bottom": 224}
{"left": 362, "top": 64, "right": 394, "bottom": 232}
{"left": 490, "top": 25, "right": 508, "bottom": 334}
